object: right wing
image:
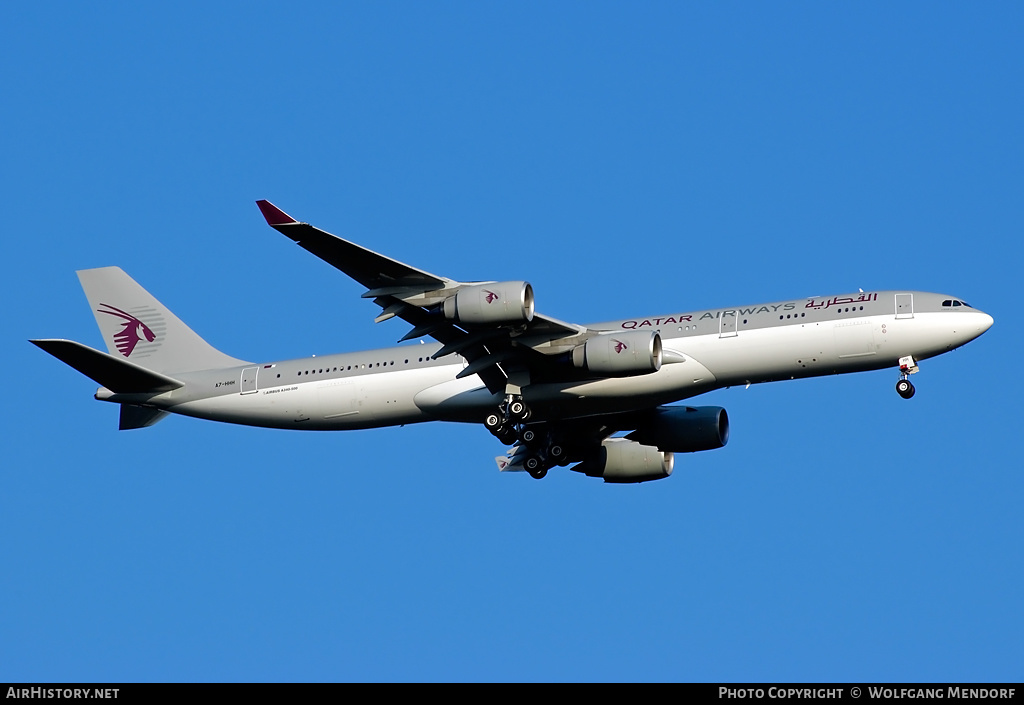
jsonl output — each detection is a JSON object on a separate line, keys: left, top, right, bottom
{"left": 255, "top": 200, "right": 451, "bottom": 296}
{"left": 257, "top": 201, "right": 597, "bottom": 394}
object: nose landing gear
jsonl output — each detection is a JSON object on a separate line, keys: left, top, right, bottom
{"left": 896, "top": 355, "right": 919, "bottom": 399}
{"left": 896, "top": 378, "right": 915, "bottom": 399}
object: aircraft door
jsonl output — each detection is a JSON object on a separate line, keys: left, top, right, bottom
{"left": 318, "top": 380, "right": 357, "bottom": 420}
{"left": 719, "top": 310, "right": 738, "bottom": 338}
{"left": 241, "top": 366, "right": 259, "bottom": 394}
{"left": 895, "top": 293, "right": 914, "bottom": 320}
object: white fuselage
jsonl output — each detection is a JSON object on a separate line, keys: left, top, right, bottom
{"left": 110, "top": 291, "right": 993, "bottom": 430}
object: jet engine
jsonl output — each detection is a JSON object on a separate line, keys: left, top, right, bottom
{"left": 571, "top": 330, "right": 662, "bottom": 376}
{"left": 572, "top": 438, "right": 674, "bottom": 484}
{"left": 443, "top": 281, "right": 535, "bottom": 325}
{"left": 626, "top": 406, "right": 729, "bottom": 453}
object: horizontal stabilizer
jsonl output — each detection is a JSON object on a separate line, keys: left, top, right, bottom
{"left": 120, "top": 405, "right": 170, "bottom": 430}
{"left": 30, "top": 339, "right": 184, "bottom": 393}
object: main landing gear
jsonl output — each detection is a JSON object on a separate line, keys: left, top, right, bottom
{"left": 485, "top": 394, "right": 566, "bottom": 479}
{"left": 518, "top": 427, "right": 567, "bottom": 480}
{"left": 484, "top": 393, "right": 532, "bottom": 445}
{"left": 896, "top": 355, "right": 919, "bottom": 399}
{"left": 485, "top": 393, "right": 530, "bottom": 431}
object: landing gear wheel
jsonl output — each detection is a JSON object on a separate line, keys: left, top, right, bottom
{"left": 497, "top": 428, "right": 519, "bottom": 445}
{"left": 896, "top": 379, "right": 916, "bottom": 399}
{"left": 521, "top": 428, "right": 537, "bottom": 443}
{"left": 484, "top": 412, "right": 504, "bottom": 431}
{"left": 528, "top": 466, "right": 548, "bottom": 480}
{"left": 508, "top": 399, "right": 531, "bottom": 422}
{"left": 524, "top": 450, "right": 548, "bottom": 479}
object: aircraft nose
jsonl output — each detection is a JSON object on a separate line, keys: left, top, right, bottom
{"left": 956, "top": 311, "right": 994, "bottom": 346}
{"left": 979, "top": 312, "right": 994, "bottom": 333}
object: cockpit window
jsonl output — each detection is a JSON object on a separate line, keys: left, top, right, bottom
{"left": 942, "top": 299, "right": 971, "bottom": 308}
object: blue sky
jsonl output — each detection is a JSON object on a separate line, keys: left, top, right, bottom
{"left": 2, "top": 2, "right": 1021, "bottom": 682}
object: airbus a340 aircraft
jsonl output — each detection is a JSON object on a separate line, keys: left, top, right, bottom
{"left": 33, "top": 201, "right": 994, "bottom": 482}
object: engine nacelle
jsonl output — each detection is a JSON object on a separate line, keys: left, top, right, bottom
{"left": 626, "top": 406, "right": 729, "bottom": 453}
{"left": 443, "top": 281, "right": 534, "bottom": 325}
{"left": 572, "top": 330, "right": 662, "bottom": 376}
{"left": 572, "top": 438, "right": 674, "bottom": 484}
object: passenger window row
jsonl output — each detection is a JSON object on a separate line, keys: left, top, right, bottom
{"left": 295, "top": 357, "right": 434, "bottom": 377}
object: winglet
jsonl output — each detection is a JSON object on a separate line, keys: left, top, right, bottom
{"left": 256, "top": 200, "right": 297, "bottom": 226}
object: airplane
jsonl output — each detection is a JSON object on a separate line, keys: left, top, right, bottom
{"left": 31, "top": 200, "right": 994, "bottom": 483}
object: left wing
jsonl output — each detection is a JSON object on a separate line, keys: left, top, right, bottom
{"left": 257, "top": 200, "right": 594, "bottom": 393}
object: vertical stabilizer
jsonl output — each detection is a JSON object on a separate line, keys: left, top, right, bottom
{"left": 77, "top": 267, "right": 248, "bottom": 374}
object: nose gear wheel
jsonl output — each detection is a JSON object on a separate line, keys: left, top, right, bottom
{"left": 896, "top": 379, "right": 915, "bottom": 399}
{"left": 896, "top": 355, "right": 919, "bottom": 400}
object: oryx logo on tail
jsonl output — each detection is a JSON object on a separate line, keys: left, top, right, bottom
{"left": 97, "top": 303, "right": 156, "bottom": 357}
